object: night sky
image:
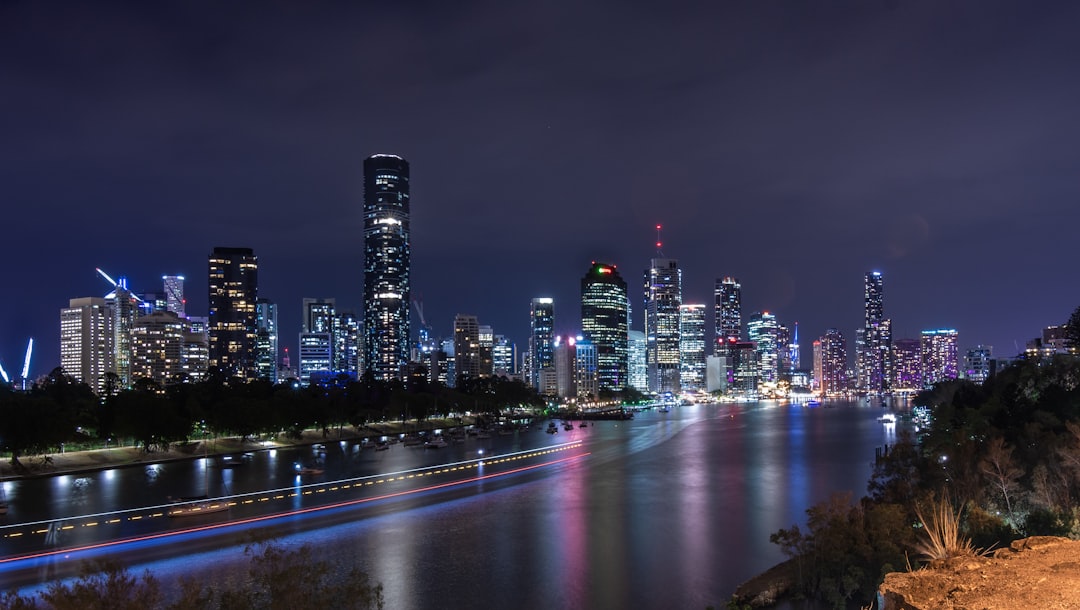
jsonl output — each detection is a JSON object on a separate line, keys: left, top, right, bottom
{"left": 4, "top": 1, "right": 1080, "bottom": 380}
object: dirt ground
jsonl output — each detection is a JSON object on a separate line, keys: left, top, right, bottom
{"left": 880, "top": 536, "right": 1080, "bottom": 609}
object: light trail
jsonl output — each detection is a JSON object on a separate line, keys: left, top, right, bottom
{"left": 0, "top": 447, "right": 589, "bottom": 568}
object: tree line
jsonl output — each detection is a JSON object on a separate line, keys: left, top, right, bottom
{"left": 0, "top": 367, "right": 546, "bottom": 467}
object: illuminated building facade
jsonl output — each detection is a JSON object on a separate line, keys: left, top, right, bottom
{"left": 479, "top": 325, "right": 495, "bottom": 377}
{"left": 454, "top": 314, "right": 481, "bottom": 382}
{"left": 714, "top": 276, "right": 742, "bottom": 351}
{"left": 818, "top": 328, "right": 847, "bottom": 396}
{"left": 747, "top": 311, "right": 779, "bottom": 385}
{"left": 679, "top": 304, "right": 706, "bottom": 392}
{"left": 574, "top": 337, "right": 599, "bottom": 401}
{"left": 891, "top": 338, "right": 921, "bottom": 392}
{"left": 254, "top": 298, "right": 278, "bottom": 383}
{"left": 493, "top": 335, "right": 515, "bottom": 377}
{"left": 645, "top": 258, "right": 682, "bottom": 394}
{"left": 529, "top": 298, "right": 555, "bottom": 389}
{"left": 208, "top": 246, "right": 259, "bottom": 381}
{"left": 363, "top": 154, "right": 410, "bottom": 382}
{"left": 921, "top": 329, "right": 959, "bottom": 388}
{"left": 59, "top": 297, "right": 115, "bottom": 396}
{"left": 130, "top": 310, "right": 186, "bottom": 386}
{"left": 856, "top": 271, "right": 891, "bottom": 395}
{"left": 581, "top": 262, "right": 628, "bottom": 392}
{"left": 163, "top": 275, "right": 185, "bottom": 318}
{"left": 627, "top": 330, "right": 647, "bottom": 392}
{"left": 964, "top": 345, "right": 993, "bottom": 383}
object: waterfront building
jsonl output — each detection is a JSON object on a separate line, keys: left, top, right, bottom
{"left": 627, "top": 330, "right": 648, "bottom": 392}
{"left": 747, "top": 311, "right": 779, "bottom": 385}
{"left": 479, "top": 325, "right": 495, "bottom": 377}
{"left": 575, "top": 337, "right": 599, "bottom": 401}
{"left": 59, "top": 297, "right": 115, "bottom": 396}
{"left": 363, "top": 153, "right": 410, "bottom": 382}
{"left": 581, "top": 262, "right": 629, "bottom": 392}
{"left": 728, "top": 340, "right": 758, "bottom": 397}
{"left": 644, "top": 258, "right": 682, "bottom": 394}
{"left": 129, "top": 310, "right": 186, "bottom": 387}
{"left": 208, "top": 247, "right": 258, "bottom": 381}
{"left": 817, "top": 328, "right": 848, "bottom": 397}
{"left": 163, "top": 275, "right": 185, "bottom": 318}
{"left": 254, "top": 298, "right": 278, "bottom": 383}
{"left": 454, "top": 314, "right": 481, "bottom": 382}
{"left": 493, "top": 335, "right": 515, "bottom": 377}
{"left": 856, "top": 272, "right": 891, "bottom": 395}
{"left": 891, "top": 338, "right": 921, "bottom": 393}
{"left": 679, "top": 304, "right": 706, "bottom": 392}
{"left": 964, "top": 345, "right": 993, "bottom": 383}
{"left": 714, "top": 277, "right": 741, "bottom": 350}
{"left": 529, "top": 298, "right": 555, "bottom": 389}
{"left": 553, "top": 336, "right": 576, "bottom": 399}
{"left": 921, "top": 329, "right": 959, "bottom": 388}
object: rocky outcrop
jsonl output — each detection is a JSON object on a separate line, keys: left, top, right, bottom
{"left": 879, "top": 536, "right": 1080, "bottom": 609}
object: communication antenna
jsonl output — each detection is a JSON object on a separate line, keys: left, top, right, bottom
{"left": 655, "top": 224, "right": 664, "bottom": 256}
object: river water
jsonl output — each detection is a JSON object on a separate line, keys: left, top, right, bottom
{"left": 2, "top": 399, "right": 899, "bottom": 608}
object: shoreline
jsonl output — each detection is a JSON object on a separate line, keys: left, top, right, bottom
{"left": 1, "top": 417, "right": 478, "bottom": 481}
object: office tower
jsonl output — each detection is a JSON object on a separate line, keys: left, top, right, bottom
{"left": 254, "top": 298, "right": 278, "bottom": 383}
{"left": 574, "top": 337, "right": 599, "bottom": 401}
{"left": 336, "top": 310, "right": 361, "bottom": 375}
{"left": 627, "top": 330, "right": 648, "bottom": 392}
{"left": 581, "top": 262, "right": 629, "bottom": 392}
{"left": 784, "top": 322, "right": 801, "bottom": 378}
{"left": 163, "top": 275, "right": 185, "bottom": 318}
{"left": 679, "top": 304, "right": 706, "bottom": 392}
{"left": 208, "top": 246, "right": 258, "bottom": 381}
{"left": 714, "top": 277, "right": 742, "bottom": 350}
{"left": 363, "top": 154, "right": 411, "bottom": 382}
{"left": 921, "top": 329, "right": 959, "bottom": 388}
{"left": 180, "top": 318, "right": 209, "bottom": 383}
{"left": 454, "top": 314, "right": 481, "bottom": 382}
{"left": 59, "top": 297, "right": 115, "bottom": 396}
{"left": 105, "top": 280, "right": 139, "bottom": 389}
{"left": 553, "top": 336, "right": 576, "bottom": 399}
{"left": 818, "top": 328, "right": 847, "bottom": 397}
{"left": 728, "top": 341, "right": 759, "bottom": 397}
{"left": 747, "top": 311, "right": 780, "bottom": 386}
{"left": 493, "top": 335, "right": 515, "bottom": 377}
{"left": 645, "top": 258, "right": 682, "bottom": 394}
{"left": 529, "top": 298, "right": 555, "bottom": 389}
{"left": 478, "top": 325, "right": 494, "bottom": 377}
{"left": 857, "top": 271, "right": 891, "bottom": 395}
{"left": 299, "top": 332, "right": 332, "bottom": 384}
{"left": 964, "top": 345, "right": 993, "bottom": 383}
{"left": 891, "top": 338, "right": 921, "bottom": 392}
{"left": 129, "top": 310, "right": 186, "bottom": 386}
{"left": 440, "top": 338, "right": 456, "bottom": 387}
{"left": 303, "top": 298, "right": 336, "bottom": 334}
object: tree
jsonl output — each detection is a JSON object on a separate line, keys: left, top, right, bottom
{"left": 1065, "top": 304, "right": 1080, "bottom": 352}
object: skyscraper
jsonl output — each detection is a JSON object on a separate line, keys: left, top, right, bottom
{"left": 714, "top": 277, "right": 742, "bottom": 349}
{"left": 129, "top": 310, "right": 186, "bottom": 386}
{"left": 163, "top": 275, "right": 185, "bottom": 318}
{"left": 645, "top": 258, "right": 681, "bottom": 394}
{"left": 857, "top": 271, "right": 891, "bottom": 395}
{"left": 254, "top": 298, "right": 278, "bottom": 383}
{"left": 679, "top": 304, "right": 706, "bottom": 392}
{"left": 363, "top": 154, "right": 410, "bottom": 382}
{"left": 964, "top": 345, "right": 993, "bottom": 384}
{"left": 581, "top": 262, "right": 628, "bottom": 392}
{"left": 529, "top": 298, "right": 555, "bottom": 389}
{"left": 208, "top": 246, "right": 258, "bottom": 381}
{"left": 454, "top": 314, "right": 481, "bottom": 382}
{"left": 747, "top": 311, "right": 779, "bottom": 385}
{"left": 60, "top": 297, "right": 114, "bottom": 395}
{"left": 817, "top": 328, "right": 847, "bottom": 396}
{"left": 921, "top": 329, "right": 959, "bottom": 388}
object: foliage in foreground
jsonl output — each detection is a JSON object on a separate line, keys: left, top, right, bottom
{"left": 0, "top": 542, "right": 383, "bottom": 610}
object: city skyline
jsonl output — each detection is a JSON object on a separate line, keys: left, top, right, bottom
{"left": 4, "top": 2, "right": 1080, "bottom": 379}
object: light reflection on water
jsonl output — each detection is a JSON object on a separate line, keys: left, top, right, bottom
{"left": 22, "top": 401, "right": 895, "bottom": 609}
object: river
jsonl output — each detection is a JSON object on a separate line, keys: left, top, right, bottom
{"left": 1, "top": 399, "right": 901, "bottom": 608}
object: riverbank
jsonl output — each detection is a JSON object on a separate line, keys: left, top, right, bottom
{"left": 0, "top": 417, "right": 478, "bottom": 480}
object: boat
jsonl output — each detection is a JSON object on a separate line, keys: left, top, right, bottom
{"left": 296, "top": 464, "right": 325, "bottom": 475}
{"left": 0, "top": 482, "right": 8, "bottom": 516}
{"left": 579, "top": 421, "right": 588, "bottom": 428}
{"left": 658, "top": 406, "right": 671, "bottom": 413}
{"left": 424, "top": 436, "right": 448, "bottom": 448}
{"left": 880, "top": 413, "right": 897, "bottom": 424}
{"left": 562, "top": 421, "right": 573, "bottom": 431}
{"left": 546, "top": 422, "right": 558, "bottom": 434}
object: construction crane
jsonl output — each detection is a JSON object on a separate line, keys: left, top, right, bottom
{"left": 0, "top": 358, "right": 9, "bottom": 384}
{"left": 96, "top": 268, "right": 142, "bottom": 302}
{"left": 20, "top": 338, "right": 32, "bottom": 390}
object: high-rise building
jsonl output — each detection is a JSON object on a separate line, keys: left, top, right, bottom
{"left": 747, "top": 311, "right": 780, "bottom": 385}
{"left": 163, "top": 275, "right": 185, "bottom": 318}
{"left": 921, "top": 329, "right": 959, "bottom": 388}
{"left": 60, "top": 297, "right": 115, "bottom": 396}
{"left": 493, "top": 335, "right": 515, "bottom": 377}
{"left": 478, "top": 325, "right": 494, "bottom": 377}
{"left": 817, "top": 328, "right": 847, "bottom": 397}
{"left": 581, "top": 262, "right": 629, "bottom": 392}
{"left": 891, "top": 338, "right": 921, "bottom": 392}
{"left": 857, "top": 271, "right": 891, "bottom": 395}
{"left": 964, "top": 345, "right": 993, "bottom": 383}
{"left": 574, "top": 337, "right": 599, "bottom": 401}
{"left": 679, "top": 304, "right": 706, "bottom": 392}
{"left": 336, "top": 310, "right": 361, "bottom": 375}
{"left": 714, "top": 277, "right": 742, "bottom": 350}
{"left": 255, "top": 298, "right": 278, "bottom": 383}
{"left": 453, "top": 314, "right": 481, "bottom": 382}
{"left": 728, "top": 340, "right": 759, "bottom": 397}
{"left": 299, "top": 332, "right": 332, "bottom": 384}
{"left": 529, "top": 298, "right": 555, "bottom": 389}
{"left": 363, "top": 153, "right": 410, "bottom": 382}
{"left": 627, "top": 330, "right": 648, "bottom": 392}
{"left": 129, "top": 310, "right": 186, "bottom": 387}
{"left": 645, "top": 258, "right": 681, "bottom": 394}
{"left": 208, "top": 246, "right": 258, "bottom": 381}
{"left": 106, "top": 281, "right": 139, "bottom": 389}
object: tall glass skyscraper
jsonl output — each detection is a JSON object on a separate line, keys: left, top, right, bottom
{"left": 581, "top": 262, "right": 628, "bottom": 392}
{"left": 363, "top": 154, "right": 410, "bottom": 382}
{"left": 679, "top": 303, "right": 706, "bottom": 391}
{"left": 529, "top": 298, "right": 555, "bottom": 389}
{"left": 714, "top": 277, "right": 741, "bottom": 352}
{"left": 858, "top": 271, "right": 891, "bottom": 395}
{"left": 208, "top": 247, "right": 258, "bottom": 381}
{"left": 163, "top": 275, "right": 185, "bottom": 318}
{"left": 645, "top": 258, "right": 681, "bottom": 394}
{"left": 255, "top": 298, "right": 278, "bottom": 383}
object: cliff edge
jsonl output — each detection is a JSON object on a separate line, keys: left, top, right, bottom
{"left": 879, "top": 536, "right": 1080, "bottom": 609}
